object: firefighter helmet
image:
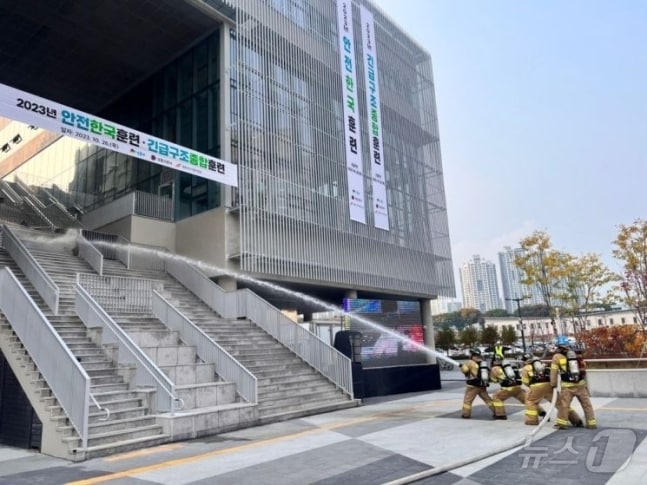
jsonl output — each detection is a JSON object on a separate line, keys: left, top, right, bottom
{"left": 470, "top": 348, "right": 482, "bottom": 357}
{"left": 522, "top": 352, "right": 533, "bottom": 362}
{"left": 556, "top": 336, "right": 571, "bottom": 349}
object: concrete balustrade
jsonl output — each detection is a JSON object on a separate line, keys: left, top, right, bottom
{"left": 586, "top": 368, "right": 647, "bottom": 398}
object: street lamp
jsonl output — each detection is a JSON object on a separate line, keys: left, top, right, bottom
{"left": 506, "top": 296, "right": 528, "bottom": 352}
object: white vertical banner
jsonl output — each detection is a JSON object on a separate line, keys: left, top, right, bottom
{"left": 360, "top": 6, "right": 389, "bottom": 231}
{"left": 336, "top": 0, "right": 366, "bottom": 224}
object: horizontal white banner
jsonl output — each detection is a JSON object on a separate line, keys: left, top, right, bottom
{"left": 0, "top": 82, "right": 238, "bottom": 187}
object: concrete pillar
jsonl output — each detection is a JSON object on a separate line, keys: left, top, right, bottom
{"left": 216, "top": 275, "right": 237, "bottom": 291}
{"left": 420, "top": 298, "right": 437, "bottom": 364}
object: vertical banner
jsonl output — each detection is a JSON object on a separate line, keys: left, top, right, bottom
{"left": 336, "top": 0, "right": 366, "bottom": 224}
{"left": 360, "top": 6, "right": 389, "bottom": 231}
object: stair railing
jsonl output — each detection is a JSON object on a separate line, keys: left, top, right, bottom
{"left": 76, "top": 233, "right": 103, "bottom": 276}
{"left": 75, "top": 280, "right": 182, "bottom": 414}
{"left": 2, "top": 224, "right": 60, "bottom": 315}
{"left": 0, "top": 180, "right": 22, "bottom": 204}
{"left": 0, "top": 267, "right": 91, "bottom": 448}
{"left": 152, "top": 290, "right": 258, "bottom": 404}
{"left": 165, "top": 258, "right": 354, "bottom": 398}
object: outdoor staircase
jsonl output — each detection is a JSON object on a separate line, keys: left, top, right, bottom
{"left": 99, "top": 258, "right": 356, "bottom": 424}
{"left": 0, "top": 241, "right": 169, "bottom": 460}
{"left": 2, "top": 231, "right": 170, "bottom": 459}
{"left": 2, "top": 226, "right": 355, "bottom": 459}
{"left": 18, "top": 231, "right": 256, "bottom": 442}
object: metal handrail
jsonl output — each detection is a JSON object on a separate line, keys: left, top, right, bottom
{"left": 152, "top": 290, "right": 258, "bottom": 404}
{"left": 165, "top": 258, "right": 353, "bottom": 398}
{"left": 1, "top": 224, "right": 60, "bottom": 315}
{"left": 0, "top": 267, "right": 91, "bottom": 448}
{"left": 75, "top": 281, "right": 181, "bottom": 414}
{"left": 77, "top": 233, "right": 103, "bottom": 276}
{"left": 90, "top": 395, "right": 110, "bottom": 421}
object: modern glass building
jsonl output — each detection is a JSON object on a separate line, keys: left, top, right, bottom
{"left": 0, "top": 0, "right": 454, "bottom": 315}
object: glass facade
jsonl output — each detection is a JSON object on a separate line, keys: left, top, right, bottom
{"left": 6, "top": 31, "right": 223, "bottom": 221}
{"left": 1, "top": 0, "right": 455, "bottom": 300}
{"left": 234, "top": 0, "right": 454, "bottom": 297}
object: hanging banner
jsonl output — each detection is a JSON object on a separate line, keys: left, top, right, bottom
{"left": 336, "top": 0, "right": 366, "bottom": 224}
{"left": 360, "top": 6, "right": 389, "bottom": 231}
{"left": 0, "top": 82, "right": 238, "bottom": 187}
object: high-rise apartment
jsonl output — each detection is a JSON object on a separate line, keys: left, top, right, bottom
{"left": 498, "top": 246, "right": 544, "bottom": 314}
{"left": 459, "top": 255, "right": 501, "bottom": 312}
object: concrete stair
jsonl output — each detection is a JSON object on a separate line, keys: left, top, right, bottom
{"left": 98, "top": 258, "right": 356, "bottom": 424}
{"left": 20, "top": 232, "right": 258, "bottom": 443}
{"left": 2, "top": 232, "right": 170, "bottom": 459}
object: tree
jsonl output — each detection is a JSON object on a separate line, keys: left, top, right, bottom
{"left": 515, "top": 230, "right": 570, "bottom": 336}
{"left": 559, "top": 253, "right": 619, "bottom": 336}
{"left": 434, "top": 311, "right": 467, "bottom": 330}
{"left": 484, "top": 308, "right": 510, "bottom": 317}
{"left": 519, "top": 304, "right": 550, "bottom": 317}
{"left": 460, "top": 308, "right": 482, "bottom": 326}
{"left": 459, "top": 326, "right": 479, "bottom": 348}
{"left": 500, "top": 325, "right": 517, "bottom": 346}
{"left": 435, "top": 328, "right": 456, "bottom": 354}
{"left": 613, "top": 219, "right": 647, "bottom": 331}
{"left": 480, "top": 325, "right": 499, "bottom": 347}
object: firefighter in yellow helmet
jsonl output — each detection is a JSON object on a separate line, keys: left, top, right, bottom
{"left": 461, "top": 348, "right": 495, "bottom": 419}
{"left": 521, "top": 352, "right": 583, "bottom": 426}
{"left": 489, "top": 355, "right": 545, "bottom": 420}
{"left": 550, "top": 337, "right": 596, "bottom": 429}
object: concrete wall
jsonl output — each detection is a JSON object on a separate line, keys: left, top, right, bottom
{"left": 129, "top": 216, "right": 175, "bottom": 251}
{"left": 587, "top": 369, "right": 647, "bottom": 398}
{"left": 175, "top": 208, "right": 232, "bottom": 275}
{"left": 98, "top": 215, "right": 176, "bottom": 252}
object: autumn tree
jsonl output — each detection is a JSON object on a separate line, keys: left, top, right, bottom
{"left": 613, "top": 219, "right": 647, "bottom": 332}
{"left": 435, "top": 327, "right": 456, "bottom": 354}
{"left": 460, "top": 308, "right": 483, "bottom": 326}
{"left": 480, "top": 325, "right": 499, "bottom": 347}
{"left": 515, "top": 230, "right": 569, "bottom": 337}
{"left": 500, "top": 325, "right": 517, "bottom": 346}
{"left": 459, "top": 326, "right": 479, "bottom": 348}
{"left": 559, "top": 253, "right": 619, "bottom": 336}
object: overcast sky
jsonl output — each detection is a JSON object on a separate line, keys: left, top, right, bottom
{"left": 371, "top": 0, "right": 647, "bottom": 299}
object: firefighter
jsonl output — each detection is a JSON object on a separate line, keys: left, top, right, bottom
{"left": 550, "top": 336, "right": 597, "bottom": 429}
{"left": 520, "top": 352, "right": 582, "bottom": 426}
{"left": 490, "top": 355, "right": 546, "bottom": 420}
{"left": 461, "top": 348, "right": 495, "bottom": 419}
{"left": 494, "top": 341, "right": 505, "bottom": 359}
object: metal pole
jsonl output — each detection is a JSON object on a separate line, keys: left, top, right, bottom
{"left": 516, "top": 299, "right": 527, "bottom": 353}
{"left": 506, "top": 297, "right": 527, "bottom": 353}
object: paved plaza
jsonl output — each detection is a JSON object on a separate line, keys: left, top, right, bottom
{"left": 0, "top": 377, "right": 646, "bottom": 485}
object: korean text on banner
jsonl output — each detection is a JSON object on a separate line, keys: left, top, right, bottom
{"left": 336, "top": 0, "right": 366, "bottom": 224}
{"left": 0, "top": 82, "right": 238, "bottom": 187}
{"left": 360, "top": 6, "right": 389, "bottom": 231}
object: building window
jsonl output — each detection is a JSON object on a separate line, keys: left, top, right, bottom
{"left": 609, "top": 318, "right": 614, "bottom": 325}
{"left": 621, "top": 317, "right": 625, "bottom": 324}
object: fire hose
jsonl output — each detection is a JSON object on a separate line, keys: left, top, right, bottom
{"left": 382, "top": 382, "right": 560, "bottom": 485}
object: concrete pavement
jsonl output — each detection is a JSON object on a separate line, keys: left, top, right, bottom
{"left": 1, "top": 375, "right": 646, "bottom": 485}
